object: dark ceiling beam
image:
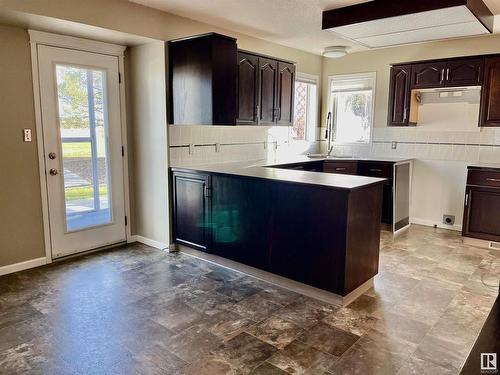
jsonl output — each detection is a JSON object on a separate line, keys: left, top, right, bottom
{"left": 322, "top": 0, "right": 493, "bottom": 33}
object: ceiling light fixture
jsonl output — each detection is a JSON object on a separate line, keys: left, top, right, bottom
{"left": 323, "top": 46, "right": 348, "bottom": 58}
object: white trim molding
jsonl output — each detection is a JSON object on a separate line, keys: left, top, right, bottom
{"left": 411, "top": 218, "right": 462, "bottom": 232}
{"left": 0, "top": 257, "right": 47, "bottom": 276}
{"left": 130, "top": 235, "right": 169, "bottom": 251}
{"left": 28, "top": 30, "right": 126, "bottom": 56}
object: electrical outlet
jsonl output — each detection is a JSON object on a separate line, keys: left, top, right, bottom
{"left": 23, "top": 128, "right": 32, "bottom": 142}
{"left": 391, "top": 141, "right": 397, "bottom": 149}
{"left": 443, "top": 215, "right": 455, "bottom": 226}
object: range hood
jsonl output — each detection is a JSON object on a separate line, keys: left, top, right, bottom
{"left": 322, "top": 0, "right": 494, "bottom": 48}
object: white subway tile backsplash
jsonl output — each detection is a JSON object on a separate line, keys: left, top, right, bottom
{"left": 464, "top": 145, "right": 480, "bottom": 162}
{"left": 479, "top": 128, "right": 496, "bottom": 145}
{"left": 479, "top": 146, "right": 500, "bottom": 164}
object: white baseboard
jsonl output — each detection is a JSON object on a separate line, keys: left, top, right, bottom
{"left": 0, "top": 257, "right": 47, "bottom": 276}
{"left": 129, "top": 235, "right": 168, "bottom": 250}
{"left": 411, "top": 218, "right": 462, "bottom": 232}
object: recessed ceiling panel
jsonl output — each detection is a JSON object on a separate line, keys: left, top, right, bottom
{"left": 328, "top": 6, "right": 479, "bottom": 39}
{"left": 356, "top": 21, "right": 489, "bottom": 48}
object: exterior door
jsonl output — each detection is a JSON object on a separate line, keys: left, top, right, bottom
{"left": 37, "top": 45, "right": 126, "bottom": 258}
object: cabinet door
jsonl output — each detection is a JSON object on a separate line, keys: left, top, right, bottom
{"left": 480, "top": 57, "right": 500, "bottom": 127}
{"left": 258, "top": 58, "right": 278, "bottom": 125}
{"left": 276, "top": 62, "right": 296, "bottom": 126}
{"left": 411, "top": 62, "right": 446, "bottom": 88}
{"left": 463, "top": 186, "right": 500, "bottom": 241}
{"left": 322, "top": 161, "right": 358, "bottom": 175}
{"left": 445, "top": 59, "right": 483, "bottom": 87}
{"left": 388, "top": 65, "right": 411, "bottom": 126}
{"left": 210, "top": 175, "right": 271, "bottom": 269}
{"left": 172, "top": 172, "right": 211, "bottom": 251}
{"left": 236, "top": 52, "right": 259, "bottom": 125}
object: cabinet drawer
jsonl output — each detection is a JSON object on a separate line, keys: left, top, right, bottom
{"left": 357, "top": 162, "right": 393, "bottom": 179}
{"left": 467, "top": 169, "right": 500, "bottom": 188}
{"left": 323, "top": 161, "right": 358, "bottom": 175}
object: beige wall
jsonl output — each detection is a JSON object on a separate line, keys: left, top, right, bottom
{"left": 321, "top": 35, "right": 500, "bottom": 231}
{"left": 321, "top": 33, "right": 500, "bottom": 128}
{"left": 127, "top": 42, "right": 169, "bottom": 246}
{"left": 0, "top": 0, "right": 323, "bottom": 267}
{"left": 0, "top": 24, "right": 45, "bottom": 267}
{"left": 0, "top": 0, "right": 322, "bottom": 76}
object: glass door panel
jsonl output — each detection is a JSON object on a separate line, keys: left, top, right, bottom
{"left": 56, "top": 65, "right": 112, "bottom": 232}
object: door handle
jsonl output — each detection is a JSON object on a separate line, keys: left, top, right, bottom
{"left": 49, "top": 168, "right": 58, "bottom": 176}
{"left": 48, "top": 152, "right": 56, "bottom": 160}
{"left": 486, "top": 178, "right": 500, "bottom": 182}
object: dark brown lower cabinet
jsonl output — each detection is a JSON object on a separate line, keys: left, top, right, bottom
{"left": 171, "top": 171, "right": 211, "bottom": 250}
{"left": 171, "top": 167, "right": 383, "bottom": 296}
{"left": 463, "top": 167, "right": 500, "bottom": 242}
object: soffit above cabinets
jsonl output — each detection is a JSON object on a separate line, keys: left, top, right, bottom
{"left": 323, "top": 0, "right": 494, "bottom": 48}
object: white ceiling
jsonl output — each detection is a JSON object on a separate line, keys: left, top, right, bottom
{"left": 130, "top": 0, "right": 500, "bottom": 55}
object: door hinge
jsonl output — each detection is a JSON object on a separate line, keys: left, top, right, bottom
{"left": 118, "top": 72, "right": 122, "bottom": 84}
{"left": 121, "top": 146, "right": 125, "bottom": 157}
{"left": 125, "top": 216, "right": 128, "bottom": 226}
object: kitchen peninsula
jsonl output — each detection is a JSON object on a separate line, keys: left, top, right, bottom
{"left": 171, "top": 158, "right": 387, "bottom": 304}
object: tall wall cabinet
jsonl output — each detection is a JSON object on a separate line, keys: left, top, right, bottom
{"left": 168, "top": 33, "right": 296, "bottom": 126}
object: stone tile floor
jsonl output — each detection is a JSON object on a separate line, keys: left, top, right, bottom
{"left": 0, "top": 225, "right": 498, "bottom": 374}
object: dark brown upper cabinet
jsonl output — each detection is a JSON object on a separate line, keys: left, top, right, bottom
{"left": 276, "top": 62, "right": 296, "bottom": 126}
{"left": 480, "top": 57, "right": 500, "bottom": 127}
{"left": 168, "top": 33, "right": 237, "bottom": 125}
{"left": 258, "top": 58, "right": 278, "bottom": 126}
{"left": 236, "top": 50, "right": 296, "bottom": 126}
{"left": 388, "top": 65, "right": 412, "bottom": 126}
{"left": 446, "top": 58, "right": 483, "bottom": 86}
{"left": 411, "top": 62, "right": 446, "bottom": 89}
{"left": 411, "top": 59, "right": 483, "bottom": 89}
{"left": 236, "top": 52, "right": 259, "bottom": 125}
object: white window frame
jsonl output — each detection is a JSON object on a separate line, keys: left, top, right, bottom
{"left": 294, "top": 72, "right": 319, "bottom": 142}
{"left": 327, "top": 72, "right": 376, "bottom": 145}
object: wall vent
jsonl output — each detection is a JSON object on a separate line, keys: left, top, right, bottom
{"left": 489, "top": 241, "right": 500, "bottom": 250}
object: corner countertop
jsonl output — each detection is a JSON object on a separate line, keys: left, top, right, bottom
{"left": 170, "top": 156, "right": 398, "bottom": 190}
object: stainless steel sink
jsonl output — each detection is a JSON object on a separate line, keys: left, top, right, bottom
{"left": 306, "top": 153, "right": 328, "bottom": 159}
{"left": 327, "top": 155, "right": 354, "bottom": 159}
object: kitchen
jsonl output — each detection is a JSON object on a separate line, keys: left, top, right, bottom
{"left": 0, "top": 0, "right": 499, "bottom": 374}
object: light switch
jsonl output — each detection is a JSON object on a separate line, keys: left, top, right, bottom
{"left": 23, "top": 128, "right": 32, "bottom": 142}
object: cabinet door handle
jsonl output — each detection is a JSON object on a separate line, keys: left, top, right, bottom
{"left": 441, "top": 69, "right": 445, "bottom": 82}
{"left": 335, "top": 167, "right": 347, "bottom": 171}
{"left": 370, "top": 168, "right": 382, "bottom": 172}
{"left": 465, "top": 193, "right": 470, "bottom": 206}
{"left": 486, "top": 178, "right": 500, "bottom": 182}
{"left": 204, "top": 186, "right": 211, "bottom": 198}
{"left": 446, "top": 68, "right": 450, "bottom": 81}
